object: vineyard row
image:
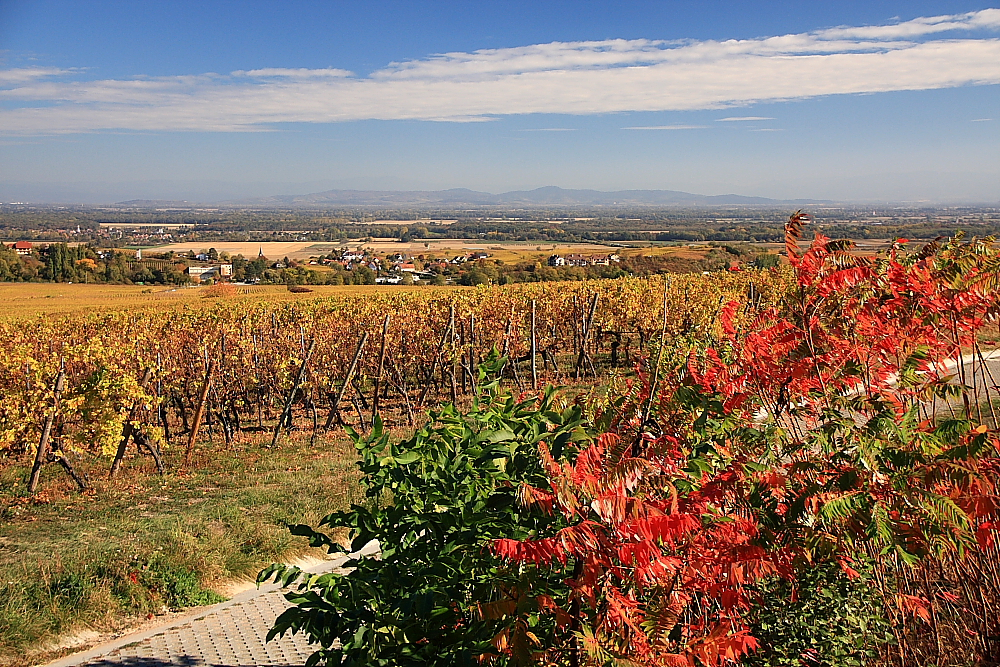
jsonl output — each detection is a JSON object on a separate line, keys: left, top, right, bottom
{"left": 0, "top": 272, "right": 789, "bottom": 489}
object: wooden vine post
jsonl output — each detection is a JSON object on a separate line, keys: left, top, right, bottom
{"left": 531, "top": 300, "right": 538, "bottom": 390}
{"left": 574, "top": 293, "right": 600, "bottom": 379}
{"left": 634, "top": 278, "right": 670, "bottom": 456}
{"left": 371, "top": 313, "right": 391, "bottom": 427}
{"left": 109, "top": 366, "right": 153, "bottom": 478}
{"left": 325, "top": 332, "right": 368, "bottom": 429}
{"left": 469, "top": 312, "right": 478, "bottom": 393}
{"left": 27, "top": 360, "right": 66, "bottom": 494}
{"left": 270, "top": 338, "right": 317, "bottom": 447}
{"left": 448, "top": 306, "right": 458, "bottom": 403}
{"left": 184, "top": 358, "right": 215, "bottom": 465}
{"left": 417, "top": 307, "right": 454, "bottom": 408}
{"left": 156, "top": 352, "right": 171, "bottom": 443}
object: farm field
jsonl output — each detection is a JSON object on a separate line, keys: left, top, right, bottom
{"left": 153, "top": 241, "right": 341, "bottom": 260}
{"left": 150, "top": 239, "right": 655, "bottom": 262}
{"left": 98, "top": 223, "right": 194, "bottom": 229}
{"left": 0, "top": 283, "right": 434, "bottom": 320}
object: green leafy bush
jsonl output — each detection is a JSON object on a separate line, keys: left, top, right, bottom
{"left": 743, "top": 561, "right": 893, "bottom": 667}
{"left": 260, "top": 357, "right": 591, "bottom": 666}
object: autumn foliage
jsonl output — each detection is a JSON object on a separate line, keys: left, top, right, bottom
{"left": 489, "top": 216, "right": 1000, "bottom": 665}
{"left": 265, "top": 215, "right": 999, "bottom": 666}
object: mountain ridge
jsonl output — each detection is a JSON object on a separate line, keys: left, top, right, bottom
{"left": 208, "top": 186, "right": 831, "bottom": 208}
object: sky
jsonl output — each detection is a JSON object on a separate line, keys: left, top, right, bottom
{"left": 1, "top": 1, "right": 999, "bottom": 204}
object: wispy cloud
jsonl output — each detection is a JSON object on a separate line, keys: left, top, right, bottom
{"left": 971, "top": 117, "right": 994, "bottom": 121}
{"left": 2, "top": 9, "right": 1000, "bottom": 134}
{"left": 717, "top": 116, "right": 775, "bottom": 122}
{"left": 0, "top": 67, "right": 74, "bottom": 85}
{"left": 235, "top": 68, "right": 353, "bottom": 78}
{"left": 518, "top": 127, "right": 577, "bottom": 131}
{"left": 622, "top": 125, "right": 708, "bottom": 130}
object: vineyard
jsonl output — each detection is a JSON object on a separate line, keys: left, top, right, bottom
{"left": 4, "top": 219, "right": 1000, "bottom": 667}
{"left": 0, "top": 271, "right": 786, "bottom": 489}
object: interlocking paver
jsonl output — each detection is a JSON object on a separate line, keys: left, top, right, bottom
{"left": 46, "top": 539, "right": 378, "bottom": 667}
{"left": 78, "top": 587, "right": 312, "bottom": 667}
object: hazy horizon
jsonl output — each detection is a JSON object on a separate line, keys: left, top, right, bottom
{"left": 1, "top": 181, "right": 997, "bottom": 208}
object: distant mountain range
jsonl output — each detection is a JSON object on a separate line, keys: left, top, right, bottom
{"left": 184, "top": 186, "right": 833, "bottom": 208}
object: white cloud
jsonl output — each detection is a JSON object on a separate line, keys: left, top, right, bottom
{"left": 622, "top": 125, "right": 708, "bottom": 130}
{"left": 2, "top": 10, "right": 1000, "bottom": 134}
{"left": 971, "top": 117, "right": 994, "bottom": 121}
{"left": 717, "top": 116, "right": 775, "bottom": 121}
{"left": 518, "top": 128, "right": 577, "bottom": 131}
{"left": 816, "top": 8, "right": 1000, "bottom": 40}
{"left": 0, "top": 67, "right": 73, "bottom": 85}
{"left": 236, "top": 68, "right": 353, "bottom": 78}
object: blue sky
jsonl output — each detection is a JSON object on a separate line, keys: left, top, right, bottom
{"left": 1, "top": 1, "right": 998, "bottom": 203}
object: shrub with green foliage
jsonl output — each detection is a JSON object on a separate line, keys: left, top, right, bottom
{"left": 259, "top": 357, "right": 591, "bottom": 666}
{"left": 743, "top": 561, "right": 893, "bottom": 667}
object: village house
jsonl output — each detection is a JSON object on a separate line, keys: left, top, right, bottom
{"left": 188, "top": 263, "right": 233, "bottom": 282}
{"left": 590, "top": 253, "right": 621, "bottom": 266}
{"left": 548, "top": 254, "right": 566, "bottom": 267}
{"left": 12, "top": 241, "right": 33, "bottom": 256}
{"left": 187, "top": 266, "right": 217, "bottom": 282}
{"left": 565, "top": 253, "right": 589, "bottom": 267}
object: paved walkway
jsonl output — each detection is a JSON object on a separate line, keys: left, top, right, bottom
{"left": 47, "top": 543, "right": 379, "bottom": 667}
{"left": 65, "top": 591, "right": 310, "bottom": 667}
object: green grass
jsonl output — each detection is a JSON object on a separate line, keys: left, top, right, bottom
{"left": 0, "top": 431, "right": 363, "bottom": 666}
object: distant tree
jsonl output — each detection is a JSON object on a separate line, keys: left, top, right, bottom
{"left": 459, "top": 269, "right": 489, "bottom": 286}
{"left": 753, "top": 252, "right": 781, "bottom": 269}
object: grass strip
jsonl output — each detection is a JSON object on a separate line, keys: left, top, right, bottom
{"left": 0, "top": 432, "right": 361, "bottom": 666}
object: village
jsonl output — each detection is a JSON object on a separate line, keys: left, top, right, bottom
{"left": 4, "top": 240, "right": 623, "bottom": 286}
